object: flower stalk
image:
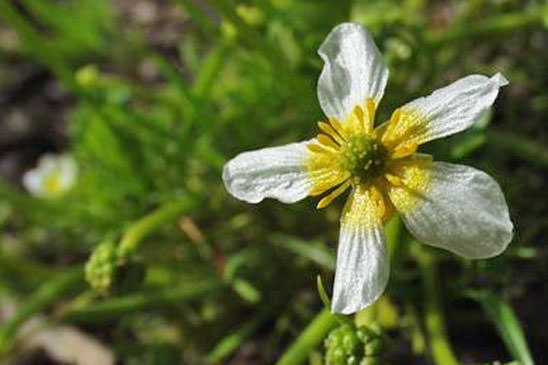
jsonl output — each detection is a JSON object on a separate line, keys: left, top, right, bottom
{"left": 118, "top": 199, "right": 196, "bottom": 258}
{"left": 275, "top": 309, "right": 338, "bottom": 365}
{"left": 412, "top": 243, "right": 459, "bottom": 365}
{"left": 59, "top": 279, "right": 220, "bottom": 323}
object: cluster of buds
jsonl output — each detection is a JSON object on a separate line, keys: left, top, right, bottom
{"left": 324, "top": 323, "right": 384, "bottom": 365}
{"left": 85, "top": 240, "right": 118, "bottom": 294}
{"left": 85, "top": 239, "right": 145, "bottom": 295}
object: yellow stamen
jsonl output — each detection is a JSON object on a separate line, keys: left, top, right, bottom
{"left": 307, "top": 142, "right": 337, "bottom": 154}
{"left": 309, "top": 172, "right": 350, "bottom": 196}
{"left": 309, "top": 171, "right": 350, "bottom": 196}
{"left": 307, "top": 143, "right": 324, "bottom": 153}
{"left": 317, "top": 134, "right": 340, "bottom": 149}
{"left": 310, "top": 184, "right": 332, "bottom": 197}
{"left": 353, "top": 105, "right": 365, "bottom": 127}
{"left": 306, "top": 140, "right": 348, "bottom": 197}
{"left": 381, "top": 108, "right": 401, "bottom": 145}
{"left": 384, "top": 173, "right": 403, "bottom": 186}
{"left": 391, "top": 142, "right": 418, "bottom": 159}
{"left": 366, "top": 98, "right": 376, "bottom": 131}
{"left": 381, "top": 106, "right": 430, "bottom": 152}
{"left": 328, "top": 117, "right": 346, "bottom": 139}
{"left": 316, "top": 180, "right": 351, "bottom": 209}
{"left": 318, "top": 122, "right": 345, "bottom": 145}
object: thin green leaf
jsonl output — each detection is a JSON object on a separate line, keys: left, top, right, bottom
{"left": 468, "top": 291, "right": 534, "bottom": 365}
{"left": 273, "top": 235, "right": 335, "bottom": 270}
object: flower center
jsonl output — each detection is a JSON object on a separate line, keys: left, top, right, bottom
{"left": 340, "top": 135, "right": 388, "bottom": 183}
{"left": 44, "top": 172, "right": 62, "bottom": 193}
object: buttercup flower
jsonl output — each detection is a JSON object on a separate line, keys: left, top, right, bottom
{"left": 23, "top": 153, "right": 77, "bottom": 198}
{"left": 223, "top": 23, "right": 513, "bottom": 314}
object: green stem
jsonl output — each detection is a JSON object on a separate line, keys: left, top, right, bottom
{"left": 117, "top": 199, "right": 196, "bottom": 258}
{"left": 487, "top": 130, "right": 548, "bottom": 168}
{"left": 0, "top": 266, "right": 84, "bottom": 355}
{"left": 385, "top": 215, "right": 403, "bottom": 265}
{"left": 412, "top": 244, "right": 459, "bottom": 365}
{"left": 275, "top": 309, "right": 338, "bottom": 365}
{"left": 60, "top": 280, "right": 220, "bottom": 323}
{"left": 192, "top": 41, "right": 231, "bottom": 99}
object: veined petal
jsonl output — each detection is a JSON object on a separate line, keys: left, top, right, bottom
{"left": 317, "top": 23, "right": 388, "bottom": 123}
{"left": 223, "top": 141, "right": 313, "bottom": 204}
{"left": 387, "top": 160, "right": 513, "bottom": 259}
{"left": 382, "top": 73, "right": 508, "bottom": 151}
{"left": 332, "top": 185, "right": 389, "bottom": 314}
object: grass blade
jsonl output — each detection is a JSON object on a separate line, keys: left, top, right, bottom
{"left": 468, "top": 291, "right": 534, "bottom": 365}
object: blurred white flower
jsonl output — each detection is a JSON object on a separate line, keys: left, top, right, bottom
{"left": 23, "top": 153, "right": 77, "bottom": 198}
{"left": 222, "top": 23, "right": 513, "bottom": 314}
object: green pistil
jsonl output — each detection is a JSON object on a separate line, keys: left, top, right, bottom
{"left": 340, "top": 135, "right": 388, "bottom": 183}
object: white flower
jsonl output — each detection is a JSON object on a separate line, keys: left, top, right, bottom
{"left": 23, "top": 153, "right": 78, "bottom": 198}
{"left": 222, "top": 23, "right": 513, "bottom": 314}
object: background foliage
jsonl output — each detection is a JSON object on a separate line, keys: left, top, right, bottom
{"left": 0, "top": 0, "right": 547, "bottom": 363}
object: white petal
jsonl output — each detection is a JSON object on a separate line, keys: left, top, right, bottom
{"left": 57, "top": 154, "right": 78, "bottom": 189}
{"left": 396, "top": 73, "right": 508, "bottom": 145}
{"left": 37, "top": 153, "right": 60, "bottom": 172}
{"left": 332, "top": 186, "right": 389, "bottom": 314}
{"left": 22, "top": 170, "right": 44, "bottom": 196}
{"left": 223, "top": 141, "right": 313, "bottom": 204}
{"left": 317, "top": 23, "right": 388, "bottom": 121}
{"left": 388, "top": 161, "right": 513, "bottom": 259}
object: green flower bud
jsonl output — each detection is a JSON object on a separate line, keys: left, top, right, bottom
{"left": 325, "top": 324, "right": 363, "bottom": 365}
{"left": 325, "top": 323, "right": 385, "bottom": 365}
{"left": 86, "top": 240, "right": 146, "bottom": 295}
{"left": 75, "top": 65, "right": 99, "bottom": 87}
{"left": 85, "top": 239, "right": 117, "bottom": 294}
{"left": 364, "top": 338, "right": 383, "bottom": 357}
